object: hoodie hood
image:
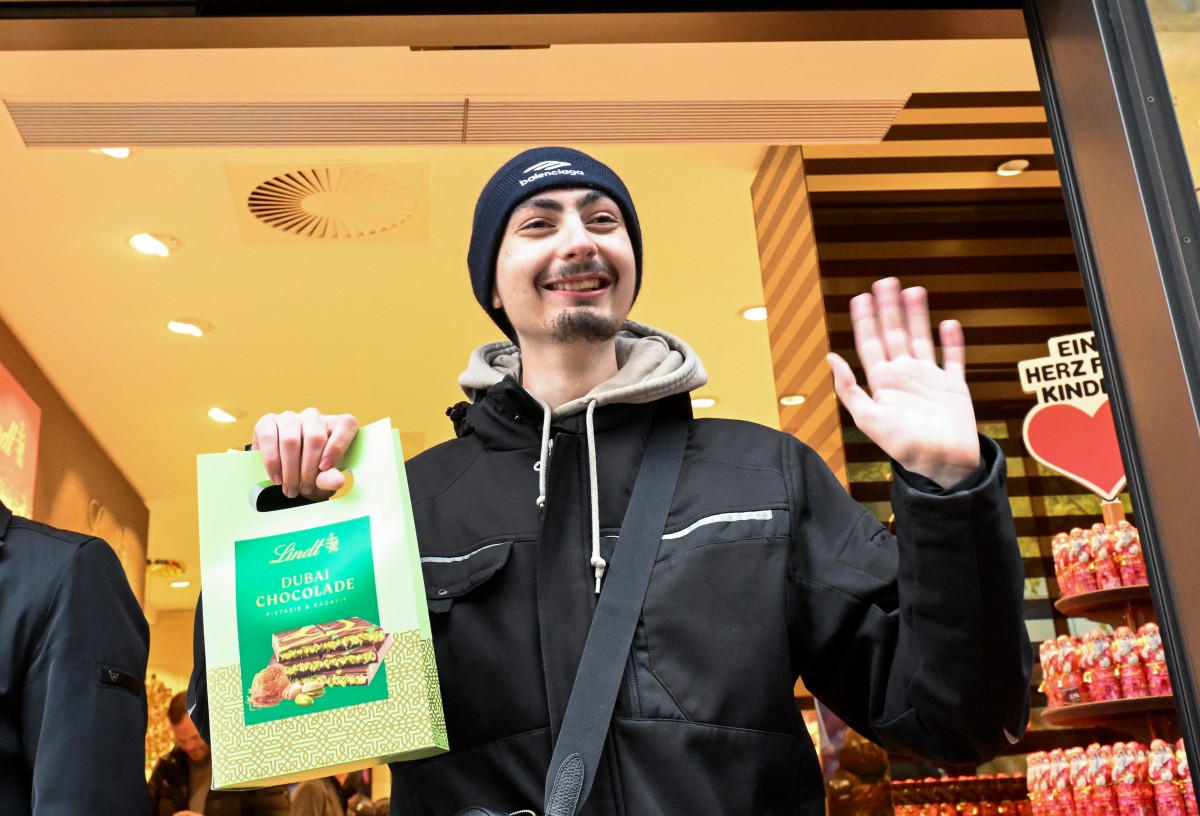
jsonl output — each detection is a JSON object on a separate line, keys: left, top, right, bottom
{"left": 458, "top": 320, "right": 708, "bottom": 420}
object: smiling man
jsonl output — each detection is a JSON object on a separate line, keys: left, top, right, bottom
{"left": 191, "top": 147, "right": 1032, "bottom": 815}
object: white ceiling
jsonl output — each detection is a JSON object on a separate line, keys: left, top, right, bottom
{"left": 0, "top": 36, "right": 1044, "bottom": 615}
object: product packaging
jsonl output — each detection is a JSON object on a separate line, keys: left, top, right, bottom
{"left": 197, "top": 418, "right": 448, "bottom": 789}
{"left": 1111, "top": 627, "right": 1150, "bottom": 700}
{"left": 1081, "top": 629, "right": 1120, "bottom": 703}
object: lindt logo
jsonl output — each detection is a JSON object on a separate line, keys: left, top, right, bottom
{"left": 269, "top": 532, "right": 340, "bottom": 564}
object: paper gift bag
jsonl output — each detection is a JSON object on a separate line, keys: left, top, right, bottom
{"left": 197, "top": 418, "right": 447, "bottom": 789}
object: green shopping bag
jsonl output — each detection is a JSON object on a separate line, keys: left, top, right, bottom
{"left": 197, "top": 418, "right": 447, "bottom": 789}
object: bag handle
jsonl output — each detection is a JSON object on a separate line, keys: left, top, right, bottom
{"left": 542, "top": 409, "right": 689, "bottom": 816}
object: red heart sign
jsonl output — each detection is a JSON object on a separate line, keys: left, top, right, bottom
{"left": 1023, "top": 400, "right": 1127, "bottom": 500}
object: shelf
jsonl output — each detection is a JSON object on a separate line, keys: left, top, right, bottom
{"left": 1041, "top": 695, "right": 1176, "bottom": 726}
{"left": 1053, "top": 585, "right": 1151, "bottom": 617}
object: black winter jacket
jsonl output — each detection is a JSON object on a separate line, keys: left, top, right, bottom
{"left": 0, "top": 498, "right": 149, "bottom": 816}
{"left": 147, "top": 745, "right": 291, "bottom": 816}
{"left": 386, "top": 380, "right": 1033, "bottom": 815}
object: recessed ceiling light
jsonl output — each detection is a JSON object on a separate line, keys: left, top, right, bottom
{"left": 691, "top": 397, "right": 717, "bottom": 409}
{"left": 169, "top": 580, "right": 191, "bottom": 589}
{"left": 208, "top": 407, "right": 243, "bottom": 423}
{"left": 89, "top": 147, "right": 133, "bottom": 159}
{"left": 780, "top": 394, "right": 808, "bottom": 406}
{"left": 740, "top": 306, "right": 768, "bottom": 322}
{"left": 996, "top": 159, "right": 1031, "bottom": 177}
{"left": 167, "top": 319, "right": 212, "bottom": 337}
{"left": 129, "top": 233, "right": 181, "bottom": 257}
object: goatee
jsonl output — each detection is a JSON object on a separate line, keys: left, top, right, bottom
{"left": 547, "top": 310, "right": 620, "bottom": 345}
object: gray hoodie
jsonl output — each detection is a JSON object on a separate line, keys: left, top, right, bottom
{"left": 457, "top": 320, "right": 709, "bottom": 420}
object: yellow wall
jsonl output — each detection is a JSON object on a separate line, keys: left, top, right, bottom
{"left": 0, "top": 313, "right": 148, "bottom": 602}
{"left": 148, "top": 608, "right": 195, "bottom": 694}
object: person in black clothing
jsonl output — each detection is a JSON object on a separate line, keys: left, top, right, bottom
{"left": 0, "top": 496, "right": 149, "bottom": 816}
{"left": 148, "top": 692, "right": 290, "bottom": 816}
{"left": 191, "top": 147, "right": 1032, "bottom": 814}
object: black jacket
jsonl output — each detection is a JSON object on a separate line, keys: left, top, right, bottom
{"left": 385, "top": 381, "right": 1032, "bottom": 815}
{"left": 147, "top": 745, "right": 291, "bottom": 816}
{"left": 0, "top": 498, "right": 150, "bottom": 816}
{"left": 189, "top": 376, "right": 1032, "bottom": 816}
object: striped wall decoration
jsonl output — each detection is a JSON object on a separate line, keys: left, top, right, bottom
{"left": 751, "top": 145, "right": 847, "bottom": 488}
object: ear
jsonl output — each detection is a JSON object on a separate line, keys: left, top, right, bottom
{"left": 491, "top": 284, "right": 503, "bottom": 310}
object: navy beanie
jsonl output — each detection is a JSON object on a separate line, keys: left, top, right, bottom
{"left": 467, "top": 146, "right": 643, "bottom": 339}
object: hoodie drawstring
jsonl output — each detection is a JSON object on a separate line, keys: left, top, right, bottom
{"left": 533, "top": 394, "right": 553, "bottom": 510}
{"left": 585, "top": 400, "right": 605, "bottom": 594}
{"left": 532, "top": 396, "right": 606, "bottom": 595}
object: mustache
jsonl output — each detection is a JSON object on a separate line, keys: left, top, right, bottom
{"left": 536, "top": 258, "right": 615, "bottom": 286}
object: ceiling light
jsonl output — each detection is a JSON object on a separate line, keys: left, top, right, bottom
{"left": 208, "top": 407, "right": 243, "bottom": 423}
{"left": 780, "top": 395, "right": 808, "bottom": 406}
{"left": 167, "top": 319, "right": 212, "bottom": 337}
{"left": 89, "top": 147, "right": 132, "bottom": 159}
{"left": 129, "top": 233, "right": 181, "bottom": 257}
{"left": 996, "top": 159, "right": 1031, "bottom": 177}
{"left": 741, "top": 306, "right": 768, "bottom": 322}
{"left": 691, "top": 397, "right": 717, "bottom": 409}
{"left": 170, "top": 580, "right": 191, "bottom": 589}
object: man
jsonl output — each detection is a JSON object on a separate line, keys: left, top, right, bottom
{"left": 0, "top": 495, "right": 149, "bottom": 816}
{"left": 148, "top": 692, "right": 290, "bottom": 816}
{"left": 192, "top": 147, "right": 1032, "bottom": 814}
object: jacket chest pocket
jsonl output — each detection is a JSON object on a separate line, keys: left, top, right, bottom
{"left": 421, "top": 540, "right": 513, "bottom": 613}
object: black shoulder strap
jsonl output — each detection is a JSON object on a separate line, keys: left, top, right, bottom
{"left": 542, "top": 410, "right": 689, "bottom": 816}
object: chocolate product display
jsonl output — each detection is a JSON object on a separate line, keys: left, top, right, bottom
{"left": 1052, "top": 520, "right": 1147, "bottom": 599}
{"left": 251, "top": 617, "right": 393, "bottom": 707}
{"left": 893, "top": 775, "right": 1029, "bottom": 816}
{"left": 1026, "top": 741, "right": 1197, "bottom": 816}
{"left": 1040, "top": 624, "right": 1172, "bottom": 708}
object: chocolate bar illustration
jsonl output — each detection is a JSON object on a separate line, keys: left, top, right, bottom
{"left": 266, "top": 618, "right": 392, "bottom": 692}
{"left": 272, "top": 617, "right": 388, "bottom": 662}
{"left": 272, "top": 635, "right": 394, "bottom": 685}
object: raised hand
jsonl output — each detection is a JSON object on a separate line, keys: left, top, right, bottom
{"left": 826, "top": 278, "right": 981, "bottom": 489}
{"left": 252, "top": 408, "right": 359, "bottom": 499}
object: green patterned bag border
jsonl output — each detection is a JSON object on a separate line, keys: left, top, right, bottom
{"left": 209, "top": 630, "right": 448, "bottom": 789}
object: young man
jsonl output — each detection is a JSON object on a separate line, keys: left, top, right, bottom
{"left": 193, "top": 147, "right": 1032, "bottom": 814}
{"left": 148, "top": 693, "right": 290, "bottom": 816}
{"left": 0, "top": 496, "right": 149, "bottom": 816}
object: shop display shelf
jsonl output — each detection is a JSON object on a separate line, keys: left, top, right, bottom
{"left": 1040, "top": 695, "right": 1176, "bottom": 727}
{"left": 1053, "top": 585, "right": 1151, "bottom": 618}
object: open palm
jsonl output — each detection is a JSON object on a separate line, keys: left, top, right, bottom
{"left": 827, "top": 278, "right": 981, "bottom": 489}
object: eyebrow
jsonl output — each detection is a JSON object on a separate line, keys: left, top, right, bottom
{"left": 512, "top": 189, "right": 611, "bottom": 217}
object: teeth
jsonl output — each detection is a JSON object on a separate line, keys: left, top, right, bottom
{"left": 551, "top": 279, "right": 603, "bottom": 292}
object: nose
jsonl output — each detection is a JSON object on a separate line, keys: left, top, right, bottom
{"left": 558, "top": 215, "right": 597, "bottom": 262}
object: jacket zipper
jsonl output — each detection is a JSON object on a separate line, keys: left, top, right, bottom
{"left": 623, "top": 653, "right": 642, "bottom": 718}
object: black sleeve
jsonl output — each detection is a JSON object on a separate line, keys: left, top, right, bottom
{"left": 23, "top": 539, "right": 151, "bottom": 816}
{"left": 187, "top": 592, "right": 211, "bottom": 745}
{"left": 786, "top": 434, "right": 1032, "bottom": 763}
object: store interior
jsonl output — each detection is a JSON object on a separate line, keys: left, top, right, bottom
{"left": 2, "top": 4, "right": 1199, "bottom": 802}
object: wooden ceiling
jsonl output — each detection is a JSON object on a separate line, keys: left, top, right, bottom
{"left": 806, "top": 90, "right": 1090, "bottom": 426}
